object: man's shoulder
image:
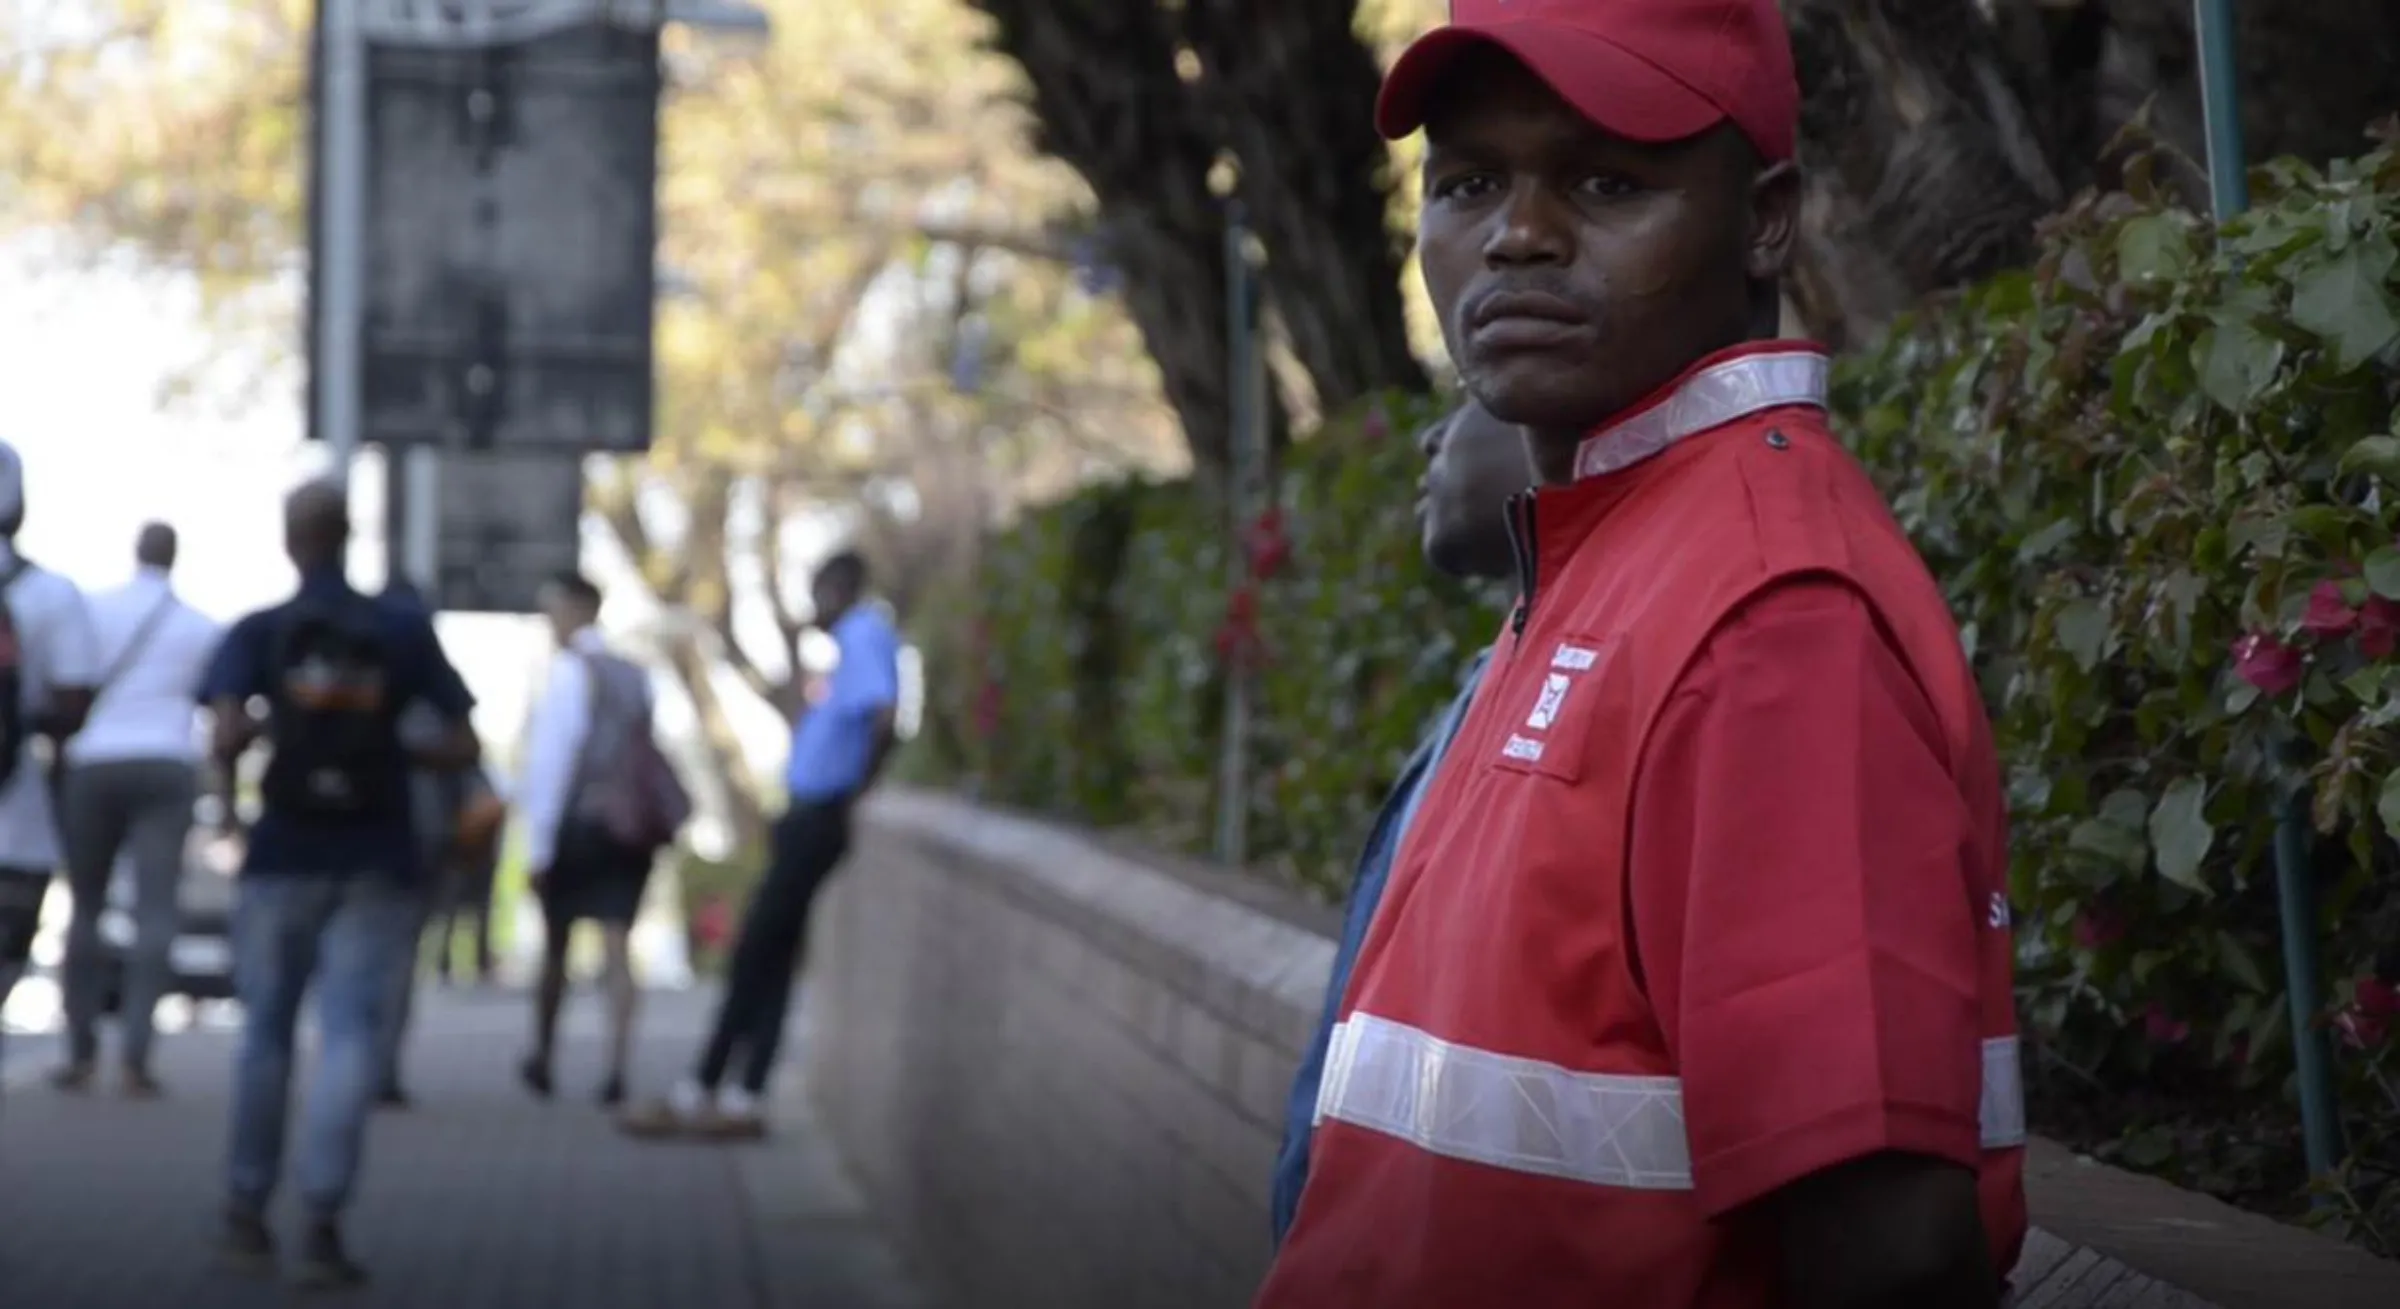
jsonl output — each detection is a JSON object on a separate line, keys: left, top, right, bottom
{"left": 2, "top": 562, "right": 88, "bottom": 625}
{"left": 839, "top": 604, "right": 900, "bottom": 650}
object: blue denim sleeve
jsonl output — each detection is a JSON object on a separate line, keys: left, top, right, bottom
{"left": 195, "top": 612, "right": 264, "bottom": 703}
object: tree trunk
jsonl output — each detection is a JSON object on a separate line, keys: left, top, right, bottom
{"left": 970, "top": 0, "right": 1280, "bottom": 477}
{"left": 1786, "top": 0, "right": 2400, "bottom": 347}
{"left": 1182, "top": 0, "right": 1428, "bottom": 415}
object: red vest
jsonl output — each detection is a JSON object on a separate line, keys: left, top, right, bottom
{"left": 1258, "top": 344, "right": 2027, "bottom": 1308}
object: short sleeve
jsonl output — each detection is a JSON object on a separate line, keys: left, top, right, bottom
{"left": 835, "top": 614, "right": 900, "bottom": 712}
{"left": 197, "top": 613, "right": 265, "bottom": 704}
{"left": 1627, "top": 579, "right": 1986, "bottom": 1218}
{"left": 41, "top": 577, "right": 101, "bottom": 691}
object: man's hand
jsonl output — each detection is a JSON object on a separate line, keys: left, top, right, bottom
{"left": 1766, "top": 1152, "right": 1999, "bottom": 1309}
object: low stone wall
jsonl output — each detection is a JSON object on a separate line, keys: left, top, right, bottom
{"left": 803, "top": 789, "right": 1331, "bottom": 1309}
{"left": 803, "top": 789, "right": 2396, "bottom": 1309}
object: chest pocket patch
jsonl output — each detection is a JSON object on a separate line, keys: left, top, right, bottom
{"left": 1491, "top": 636, "right": 1612, "bottom": 783}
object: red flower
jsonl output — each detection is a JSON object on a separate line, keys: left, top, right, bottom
{"left": 693, "top": 896, "right": 733, "bottom": 950}
{"left": 2360, "top": 597, "right": 2400, "bottom": 659}
{"left": 2231, "top": 632, "right": 2304, "bottom": 695}
{"left": 2356, "top": 977, "right": 2400, "bottom": 1017}
{"left": 1361, "top": 406, "right": 1390, "bottom": 442}
{"left": 2071, "top": 908, "right": 2125, "bottom": 951}
{"left": 1215, "top": 584, "right": 1268, "bottom": 669}
{"left": 2301, "top": 580, "right": 2359, "bottom": 637}
{"left": 1244, "top": 508, "right": 1292, "bottom": 579}
{"left": 2142, "top": 1004, "right": 2191, "bottom": 1046}
{"left": 971, "top": 678, "right": 1004, "bottom": 740}
{"left": 2336, "top": 1008, "right": 2391, "bottom": 1050}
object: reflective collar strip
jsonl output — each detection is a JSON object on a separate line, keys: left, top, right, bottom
{"left": 1314, "top": 1012, "right": 2027, "bottom": 1192}
{"left": 1572, "top": 349, "right": 1832, "bottom": 482}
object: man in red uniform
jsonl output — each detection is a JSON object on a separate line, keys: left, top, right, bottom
{"left": 1257, "top": 3, "right": 2029, "bottom": 1308}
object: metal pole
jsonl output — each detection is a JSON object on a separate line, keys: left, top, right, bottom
{"left": 403, "top": 446, "right": 442, "bottom": 598}
{"left": 2195, "top": 0, "right": 2343, "bottom": 1196}
{"left": 1214, "top": 204, "right": 1258, "bottom": 869}
{"left": 317, "top": 0, "right": 365, "bottom": 484}
{"left": 2193, "top": 0, "right": 2250, "bottom": 220}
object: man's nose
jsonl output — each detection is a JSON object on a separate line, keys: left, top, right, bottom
{"left": 1481, "top": 180, "right": 1573, "bottom": 268}
{"left": 1417, "top": 415, "right": 1450, "bottom": 461}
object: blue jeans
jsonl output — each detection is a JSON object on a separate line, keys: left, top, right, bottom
{"left": 226, "top": 872, "right": 417, "bottom": 1216}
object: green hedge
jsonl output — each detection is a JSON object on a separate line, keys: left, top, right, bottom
{"left": 904, "top": 140, "right": 2400, "bottom": 1248}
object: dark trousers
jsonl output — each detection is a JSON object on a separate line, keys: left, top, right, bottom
{"left": 694, "top": 797, "right": 852, "bottom": 1096}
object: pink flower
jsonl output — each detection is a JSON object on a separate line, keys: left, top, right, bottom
{"left": 2336, "top": 1008, "right": 2390, "bottom": 1050}
{"left": 2142, "top": 1004, "right": 2191, "bottom": 1046}
{"left": 2231, "top": 632, "right": 2304, "bottom": 695}
{"left": 1361, "top": 406, "right": 1390, "bottom": 442}
{"left": 2071, "top": 908, "right": 2125, "bottom": 951}
{"left": 2301, "top": 581, "right": 2359, "bottom": 637}
{"left": 2357, "top": 977, "right": 2400, "bottom": 1017}
{"left": 2361, "top": 598, "right": 2400, "bottom": 659}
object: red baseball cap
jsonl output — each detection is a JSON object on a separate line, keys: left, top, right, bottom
{"left": 1375, "top": 0, "right": 1799, "bottom": 163}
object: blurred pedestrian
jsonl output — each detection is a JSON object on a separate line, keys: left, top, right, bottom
{"left": 1268, "top": 402, "right": 1527, "bottom": 1245}
{"left": 202, "top": 480, "right": 479, "bottom": 1288}
{"left": 54, "top": 521, "right": 222, "bottom": 1097}
{"left": 515, "top": 570, "right": 674, "bottom": 1108}
{"left": 431, "top": 763, "right": 503, "bottom": 988}
{"left": 1260, "top": 4, "right": 2026, "bottom": 1306}
{"left": 623, "top": 549, "right": 897, "bottom": 1140}
{"left": 0, "top": 440, "right": 98, "bottom": 1084}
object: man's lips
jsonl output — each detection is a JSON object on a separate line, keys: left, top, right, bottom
{"left": 1467, "top": 290, "right": 1592, "bottom": 351}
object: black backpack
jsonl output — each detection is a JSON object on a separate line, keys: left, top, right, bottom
{"left": 261, "top": 592, "right": 404, "bottom": 821}
{"left": 0, "top": 557, "right": 32, "bottom": 793}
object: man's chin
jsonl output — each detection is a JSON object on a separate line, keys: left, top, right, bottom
{"left": 1465, "top": 361, "right": 1619, "bottom": 434}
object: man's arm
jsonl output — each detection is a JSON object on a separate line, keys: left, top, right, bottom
{"left": 1626, "top": 580, "right": 2004, "bottom": 1309}
{"left": 513, "top": 652, "right": 588, "bottom": 882}
{"left": 402, "top": 612, "right": 480, "bottom": 771}
{"left": 852, "top": 619, "right": 903, "bottom": 794}
{"left": 198, "top": 616, "right": 264, "bottom": 834}
{"left": 35, "top": 579, "right": 102, "bottom": 742}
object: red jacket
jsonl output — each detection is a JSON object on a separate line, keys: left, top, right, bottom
{"left": 1258, "top": 343, "right": 2027, "bottom": 1308}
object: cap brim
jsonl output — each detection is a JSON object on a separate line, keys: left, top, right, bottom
{"left": 1375, "top": 24, "right": 1726, "bottom": 144}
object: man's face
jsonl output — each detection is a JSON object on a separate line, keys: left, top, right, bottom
{"left": 1417, "top": 50, "right": 1786, "bottom": 435}
{"left": 811, "top": 576, "right": 852, "bottom": 626}
{"left": 537, "top": 586, "right": 578, "bottom": 645}
{"left": 1418, "top": 403, "right": 1531, "bottom": 582}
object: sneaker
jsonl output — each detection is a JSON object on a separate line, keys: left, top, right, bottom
{"left": 374, "top": 1083, "right": 412, "bottom": 1112}
{"left": 120, "top": 1065, "right": 164, "bottom": 1099}
{"left": 617, "top": 1080, "right": 708, "bottom": 1139}
{"left": 597, "top": 1072, "right": 627, "bottom": 1109}
{"left": 291, "top": 1218, "right": 367, "bottom": 1291}
{"left": 217, "top": 1203, "right": 276, "bottom": 1276}
{"left": 49, "top": 1062, "right": 94, "bottom": 1094}
{"left": 704, "top": 1087, "right": 767, "bottom": 1141}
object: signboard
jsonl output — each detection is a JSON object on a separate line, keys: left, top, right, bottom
{"left": 307, "top": 6, "right": 661, "bottom": 455}
{"left": 422, "top": 451, "right": 588, "bottom": 612}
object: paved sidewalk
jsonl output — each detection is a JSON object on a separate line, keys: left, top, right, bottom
{"left": 0, "top": 983, "right": 931, "bottom": 1309}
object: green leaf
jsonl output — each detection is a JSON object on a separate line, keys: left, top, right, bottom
{"left": 2069, "top": 819, "right": 2146, "bottom": 872}
{"left": 2149, "top": 778, "right": 2214, "bottom": 894}
{"left": 2055, "top": 598, "right": 2110, "bottom": 672}
{"left": 2367, "top": 546, "right": 2400, "bottom": 599}
{"left": 2116, "top": 214, "right": 2193, "bottom": 284}
{"left": 2339, "top": 434, "right": 2400, "bottom": 482}
{"left": 2291, "top": 242, "right": 2400, "bottom": 370}
{"left": 2216, "top": 932, "right": 2270, "bottom": 993}
{"left": 2195, "top": 318, "right": 2285, "bottom": 412}
{"left": 2377, "top": 770, "right": 2400, "bottom": 841}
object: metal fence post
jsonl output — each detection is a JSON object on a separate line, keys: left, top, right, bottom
{"left": 2195, "top": 0, "right": 2345, "bottom": 1197}
{"left": 1215, "top": 203, "right": 1263, "bottom": 869}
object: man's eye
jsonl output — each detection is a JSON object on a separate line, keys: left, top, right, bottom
{"left": 1579, "top": 174, "right": 1641, "bottom": 199}
{"left": 1431, "top": 172, "right": 1498, "bottom": 201}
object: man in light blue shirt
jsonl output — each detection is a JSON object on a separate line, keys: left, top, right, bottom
{"left": 630, "top": 550, "right": 900, "bottom": 1137}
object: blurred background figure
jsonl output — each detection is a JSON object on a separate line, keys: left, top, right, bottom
{"left": 0, "top": 439, "right": 99, "bottom": 1087}
{"left": 53, "top": 520, "right": 222, "bottom": 1097}
{"left": 515, "top": 570, "right": 673, "bottom": 1109}
{"left": 431, "top": 761, "right": 505, "bottom": 990}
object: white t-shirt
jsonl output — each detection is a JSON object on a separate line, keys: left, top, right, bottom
{"left": 0, "top": 544, "right": 100, "bottom": 871}
{"left": 64, "top": 567, "right": 224, "bottom": 767}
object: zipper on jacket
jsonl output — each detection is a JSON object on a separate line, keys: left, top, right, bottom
{"left": 1506, "top": 490, "right": 1539, "bottom": 638}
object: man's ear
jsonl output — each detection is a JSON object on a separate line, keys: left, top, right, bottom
{"left": 1747, "top": 160, "right": 1802, "bottom": 282}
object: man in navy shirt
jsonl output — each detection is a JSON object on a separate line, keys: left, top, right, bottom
{"left": 200, "top": 481, "right": 479, "bottom": 1288}
{"left": 1269, "top": 402, "right": 1530, "bottom": 1245}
